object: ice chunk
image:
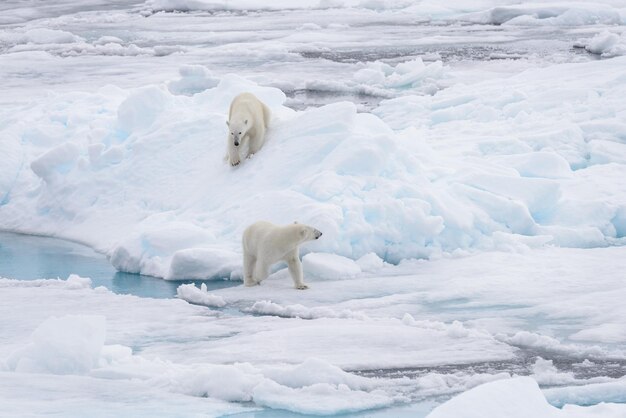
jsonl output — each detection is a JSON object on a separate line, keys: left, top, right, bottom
{"left": 576, "top": 31, "right": 626, "bottom": 58}
{"left": 531, "top": 357, "right": 576, "bottom": 386}
{"left": 30, "top": 142, "right": 80, "bottom": 182}
{"left": 355, "top": 252, "right": 384, "bottom": 272}
{"left": 176, "top": 283, "right": 226, "bottom": 308}
{"left": 167, "top": 248, "right": 239, "bottom": 280}
{"left": 168, "top": 65, "right": 219, "bottom": 96}
{"left": 65, "top": 274, "right": 93, "bottom": 289}
{"left": 302, "top": 253, "right": 362, "bottom": 279}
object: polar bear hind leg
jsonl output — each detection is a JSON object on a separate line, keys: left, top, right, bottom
{"left": 253, "top": 260, "right": 270, "bottom": 285}
{"left": 243, "top": 251, "right": 257, "bottom": 286}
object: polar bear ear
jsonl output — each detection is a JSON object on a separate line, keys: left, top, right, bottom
{"left": 244, "top": 119, "right": 248, "bottom": 125}
{"left": 293, "top": 221, "right": 298, "bottom": 224}
{"left": 226, "top": 120, "right": 230, "bottom": 127}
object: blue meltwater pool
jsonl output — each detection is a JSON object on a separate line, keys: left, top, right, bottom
{"left": 0, "top": 231, "right": 237, "bottom": 298}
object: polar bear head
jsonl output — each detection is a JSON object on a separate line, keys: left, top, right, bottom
{"left": 293, "top": 222, "right": 323, "bottom": 243}
{"left": 226, "top": 118, "right": 249, "bottom": 147}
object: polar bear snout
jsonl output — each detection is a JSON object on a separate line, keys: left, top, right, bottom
{"left": 234, "top": 140, "right": 240, "bottom": 147}
{"left": 314, "top": 230, "right": 322, "bottom": 239}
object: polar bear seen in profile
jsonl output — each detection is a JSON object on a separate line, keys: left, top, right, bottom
{"left": 242, "top": 221, "right": 322, "bottom": 289}
{"left": 226, "top": 92, "right": 271, "bottom": 167}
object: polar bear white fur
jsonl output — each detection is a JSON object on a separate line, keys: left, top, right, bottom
{"left": 242, "top": 221, "right": 322, "bottom": 289}
{"left": 226, "top": 92, "right": 271, "bottom": 167}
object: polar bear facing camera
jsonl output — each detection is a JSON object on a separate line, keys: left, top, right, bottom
{"left": 226, "top": 92, "right": 271, "bottom": 166}
{"left": 242, "top": 221, "right": 322, "bottom": 289}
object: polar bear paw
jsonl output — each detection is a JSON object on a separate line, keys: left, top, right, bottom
{"left": 295, "top": 283, "right": 309, "bottom": 290}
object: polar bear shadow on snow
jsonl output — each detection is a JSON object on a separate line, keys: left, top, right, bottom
{"left": 226, "top": 92, "right": 271, "bottom": 167}
{"left": 242, "top": 221, "right": 322, "bottom": 290}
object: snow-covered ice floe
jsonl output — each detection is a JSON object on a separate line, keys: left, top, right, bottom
{"left": 2, "top": 55, "right": 626, "bottom": 280}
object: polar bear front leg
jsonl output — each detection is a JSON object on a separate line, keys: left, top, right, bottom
{"left": 285, "top": 249, "right": 308, "bottom": 290}
{"left": 228, "top": 141, "right": 240, "bottom": 166}
{"left": 248, "top": 126, "right": 265, "bottom": 156}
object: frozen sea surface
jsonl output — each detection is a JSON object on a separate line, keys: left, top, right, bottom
{"left": 1, "top": 0, "right": 626, "bottom": 416}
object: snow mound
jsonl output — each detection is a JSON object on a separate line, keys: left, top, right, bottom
{"left": 426, "top": 377, "right": 557, "bottom": 418}
{"left": 7, "top": 315, "right": 106, "bottom": 375}
{"left": 176, "top": 283, "right": 227, "bottom": 307}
